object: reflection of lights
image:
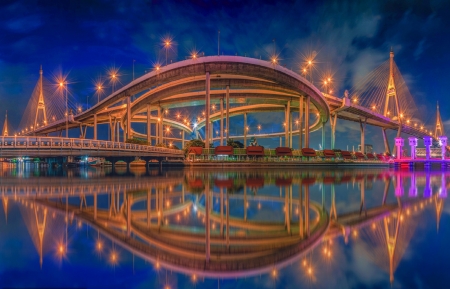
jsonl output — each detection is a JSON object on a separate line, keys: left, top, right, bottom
{"left": 96, "top": 240, "right": 103, "bottom": 251}
{"left": 271, "top": 268, "right": 277, "bottom": 278}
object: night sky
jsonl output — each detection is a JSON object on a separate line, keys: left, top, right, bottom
{"left": 1, "top": 0, "right": 449, "bottom": 151}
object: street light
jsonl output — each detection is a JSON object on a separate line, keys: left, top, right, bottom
{"left": 163, "top": 37, "right": 173, "bottom": 66}
{"left": 59, "top": 81, "right": 68, "bottom": 138}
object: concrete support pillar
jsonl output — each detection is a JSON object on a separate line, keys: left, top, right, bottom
{"left": 279, "top": 137, "right": 282, "bottom": 147}
{"left": 126, "top": 96, "right": 131, "bottom": 140}
{"left": 289, "top": 112, "right": 293, "bottom": 148}
{"left": 298, "top": 96, "right": 304, "bottom": 150}
{"left": 210, "top": 121, "right": 213, "bottom": 144}
{"left": 146, "top": 104, "right": 151, "bottom": 145}
{"left": 305, "top": 96, "right": 310, "bottom": 148}
{"left": 285, "top": 101, "right": 290, "bottom": 147}
{"left": 226, "top": 85, "right": 230, "bottom": 144}
{"left": 108, "top": 114, "right": 112, "bottom": 141}
{"left": 205, "top": 72, "right": 211, "bottom": 149}
{"left": 439, "top": 136, "right": 447, "bottom": 160}
{"left": 408, "top": 137, "right": 418, "bottom": 159}
{"left": 382, "top": 128, "right": 390, "bottom": 154}
{"left": 244, "top": 113, "right": 247, "bottom": 148}
{"left": 93, "top": 114, "right": 97, "bottom": 140}
{"left": 157, "top": 107, "right": 162, "bottom": 144}
{"left": 360, "top": 118, "right": 367, "bottom": 153}
{"left": 423, "top": 136, "right": 433, "bottom": 160}
{"left": 395, "top": 137, "right": 404, "bottom": 159}
{"left": 321, "top": 121, "right": 325, "bottom": 149}
{"left": 181, "top": 131, "right": 185, "bottom": 149}
{"left": 116, "top": 121, "right": 120, "bottom": 142}
{"left": 220, "top": 98, "right": 224, "bottom": 146}
{"left": 331, "top": 114, "right": 337, "bottom": 149}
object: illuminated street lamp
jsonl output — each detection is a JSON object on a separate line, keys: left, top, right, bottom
{"left": 163, "top": 37, "right": 173, "bottom": 66}
{"left": 59, "top": 81, "right": 68, "bottom": 138}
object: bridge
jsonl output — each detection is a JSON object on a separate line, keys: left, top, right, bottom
{"left": 3, "top": 50, "right": 443, "bottom": 159}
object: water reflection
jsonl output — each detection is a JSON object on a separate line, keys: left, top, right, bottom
{"left": 0, "top": 167, "right": 448, "bottom": 287}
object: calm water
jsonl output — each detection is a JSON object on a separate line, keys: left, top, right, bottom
{"left": 0, "top": 165, "right": 449, "bottom": 289}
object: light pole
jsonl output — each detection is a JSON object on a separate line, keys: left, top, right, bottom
{"left": 96, "top": 85, "right": 103, "bottom": 104}
{"left": 60, "top": 81, "right": 68, "bottom": 138}
{"left": 111, "top": 74, "right": 116, "bottom": 93}
{"left": 164, "top": 39, "right": 171, "bottom": 66}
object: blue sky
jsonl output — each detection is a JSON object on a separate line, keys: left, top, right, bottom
{"left": 0, "top": 0, "right": 449, "bottom": 151}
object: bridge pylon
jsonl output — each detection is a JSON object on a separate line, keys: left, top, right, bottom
{"left": 384, "top": 49, "right": 402, "bottom": 123}
{"left": 434, "top": 101, "right": 444, "bottom": 138}
{"left": 34, "top": 65, "right": 48, "bottom": 130}
{"left": 383, "top": 49, "right": 402, "bottom": 154}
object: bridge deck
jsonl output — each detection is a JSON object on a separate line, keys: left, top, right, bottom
{"left": 0, "top": 136, "right": 183, "bottom": 159}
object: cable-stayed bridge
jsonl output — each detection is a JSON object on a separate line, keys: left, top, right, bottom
{"left": 3, "top": 51, "right": 445, "bottom": 158}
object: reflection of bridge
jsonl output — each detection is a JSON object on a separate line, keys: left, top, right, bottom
{"left": 11, "top": 51, "right": 443, "bottom": 158}
{"left": 9, "top": 169, "right": 445, "bottom": 281}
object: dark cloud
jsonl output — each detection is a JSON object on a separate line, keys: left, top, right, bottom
{"left": 0, "top": 0, "right": 448, "bottom": 145}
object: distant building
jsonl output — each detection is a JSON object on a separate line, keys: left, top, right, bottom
{"left": 358, "top": 144, "right": 373, "bottom": 154}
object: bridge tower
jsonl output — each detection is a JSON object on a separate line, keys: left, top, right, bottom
{"left": 2, "top": 111, "right": 8, "bottom": 136}
{"left": 384, "top": 49, "right": 402, "bottom": 125}
{"left": 434, "top": 102, "right": 444, "bottom": 138}
{"left": 34, "top": 65, "right": 47, "bottom": 129}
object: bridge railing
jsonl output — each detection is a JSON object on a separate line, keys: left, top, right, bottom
{"left": 0, "top": 136, "right": 183, "bottom": 155}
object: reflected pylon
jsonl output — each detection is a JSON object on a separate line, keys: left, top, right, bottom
{"left": 2, "top": 197, "right": 8, "bottom": 223}
{"left": 384, "top": 198, "right": 402, "bottom": 284}
{"left": 434, "top": 196, "right": 444, "bottom": 232}
{"left": 34, "top": 205, "right": 48, "bottom": 268}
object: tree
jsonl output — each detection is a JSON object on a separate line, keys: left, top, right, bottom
{"left": 227, "top": 138, "right": 244, "bottom": 148}
{"left": 183, "top": 139, "right": 205, "bottom": 155}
